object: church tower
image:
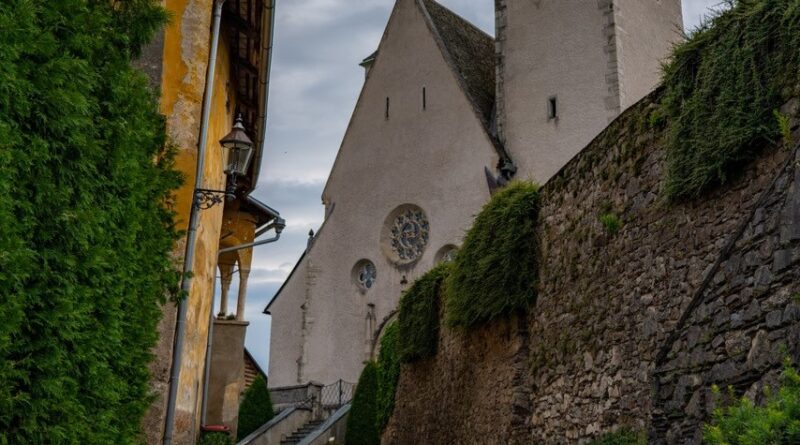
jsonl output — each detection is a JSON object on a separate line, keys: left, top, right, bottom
{"left": 495, "top": 0, "right": 683, "bottom": 183}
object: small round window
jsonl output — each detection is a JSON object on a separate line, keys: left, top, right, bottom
{"left": 435, "top": 244, "right": 458, "bottom": 264}
{"left": 353, "top": 260, "right": 377, "bottom": 292}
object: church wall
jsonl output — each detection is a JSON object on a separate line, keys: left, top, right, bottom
{"left": 613, "top": 0, "right": 683, "bottom": 109}
{"left": 268, "top": 0, "right": 499, "bottom": 388}
{"left": 496, "top": 0, "right": 680, "bottom": 185}
{"left": 498, "top": 0, "right": 617, "bottom": 184}
{"left": 385, "top": 93, "right": 800, "bottom": 444}
{"left": 268, "top": 256, "right": 312, "bottom": 387}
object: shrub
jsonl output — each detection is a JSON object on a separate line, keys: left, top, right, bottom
{"left": 586, "top": 429, "right": 645, "bottom": 445}
{"left": 0, "top": 0, "right": 180, "bottom": 443}
{"left": 704, "top": 363, "right": 800, "bottom": 444}
{"left": 345, "top": 362, "right": 380, "bottom": 445}
{"left": 376, "top": 322, "right": 400, "bottom": 431}
{"left": 661, "top": 0, "right": 800, "bottom": 199}
{"left": 398, "top": 263, "right": 450, "bottom": 362}
{"left": 198, "top": 431, "right": 233, "bottom": 445}
{"left": 445, "top": 182, "right": 540, "bottom": 327}
{"left": 237, "top": 375, "right": 275, "bottom": 441}
{"left": 600, "top": 213, "right": 622, "bottom": 235}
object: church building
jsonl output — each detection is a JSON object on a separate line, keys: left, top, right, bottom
{"left": 266, "top": 0, "right": 682, "bottom": 388}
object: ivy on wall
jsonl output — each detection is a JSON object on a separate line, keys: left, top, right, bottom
{"left": 661, "top": 0, "right": 800, "bottom": 199}
{"left": 445, "top": 182, "right": 540, "bottom": 327}
{"left": 398, "top": 263, "right": 450, "bottom": 363}
{"left": 376, "top": 322, "right": 400, "bottom": 431}
{"left": 0, "top": 0, "right": 180, "bottom": 443}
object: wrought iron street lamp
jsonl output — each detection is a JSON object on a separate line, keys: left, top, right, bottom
{"left": 193, "top": 114, "right": 254, "bottom": 209}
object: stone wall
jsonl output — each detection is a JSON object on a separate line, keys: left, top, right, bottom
{"left": 382, "top": 313, "right": 529, "bottom": 444}
{"left": 384, "top": 93, "right": 800, "bottom": 444}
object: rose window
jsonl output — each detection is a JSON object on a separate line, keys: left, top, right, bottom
{"left": 388, "top": 208, "right": 429, "bottom": 263}
{"left": 353, "top": 260, "right": 376, "bottom": 291}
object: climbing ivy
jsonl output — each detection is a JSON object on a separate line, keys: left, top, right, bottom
{"left": 445, "top": 182, "right": 540, "bottom": 327}
{"left": 0, "top": 0, "right": 180, "bottom": 443}
{"left": 586, "top": 429, "right": 645, "bottom": 445}
{"left": 661, "top": 0, "right": 800, "bottom": 199}
{"left": 376, "top": 322, "right": 400, "bottom": 431}
{"left": 398, "top": 263, "right": 450, "bottom": 362}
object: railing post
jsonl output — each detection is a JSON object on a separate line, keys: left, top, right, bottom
{"left": 338, "top": 380, "right": 342, "bottom": 407}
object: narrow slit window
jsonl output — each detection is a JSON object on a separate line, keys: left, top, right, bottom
{"left": 385, "top": 97, "right": 390, "bottom": 120}
{"left": 547, "top": 96, "right": 558, "bottom": 120}
{"left": 422, "top": 87, "right": 427, "bottom": 110}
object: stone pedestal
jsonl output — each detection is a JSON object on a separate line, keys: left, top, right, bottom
{"left": 206, "top": 319, "right": 249, "bottom": 438}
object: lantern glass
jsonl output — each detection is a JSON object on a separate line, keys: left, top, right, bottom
{"left": 219, "top": 114, "right": 254, "bottom": 176}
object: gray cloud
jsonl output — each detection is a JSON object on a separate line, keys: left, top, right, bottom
{"left": 243, "top": 0, "right": 722, "bottom": 373}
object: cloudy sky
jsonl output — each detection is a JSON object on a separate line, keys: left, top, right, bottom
{"left": 233, "top": 0, "right": 727, "bottom": 371}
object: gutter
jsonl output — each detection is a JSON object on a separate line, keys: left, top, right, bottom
{"left": 250, "top": 0, "right": 276, "bottom": 188}
{"left": 162, "top": 1, "right": 226, "bottom": 444}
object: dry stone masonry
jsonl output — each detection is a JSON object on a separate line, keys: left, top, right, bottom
{"left": 384, "top": 94, "right": 800, "bottom": 444}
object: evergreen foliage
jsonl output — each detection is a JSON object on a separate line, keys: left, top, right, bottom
{"left": 586, "top": 429, "right": 645, "bottom": 445}
{"left": 704, "top": 363, "right": 800, "bottom": 444}
{"left": 197, "top": 432, "right": 233, "bottom": 445}
{"left": 376, "top": 322, "right": 400, "bottom": 431}
{"left": 398, "top": 263, "right": 450, "bottom": 362}
{"left": 661, "top": 0, "right": 800, "bottom": 199}
{"left": 237, "top": 375, "right": 274, "bottom": 441}
{"left": 345, "top": 361, "right": 380, "bottom": 445}
{"left": 445, "top": 182, "right": 540, "bottom": 327}
{"left": 0, "top": 0, "right": 180, "bottom": 443}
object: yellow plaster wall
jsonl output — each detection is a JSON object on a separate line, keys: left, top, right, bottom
{"left": 145, "top": 0, "right": 238, "bottom": 441}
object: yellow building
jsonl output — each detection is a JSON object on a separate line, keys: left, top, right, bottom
{"left": 135, "top": 0, "right": 279, "bottom": 443}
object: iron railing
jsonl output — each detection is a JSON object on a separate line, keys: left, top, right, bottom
{"left": 319, "top": 380, "right": 355, "bottom": 410}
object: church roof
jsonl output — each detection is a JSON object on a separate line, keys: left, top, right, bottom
{"left": 419, "top": 0, "right": 496, "bottom": 129}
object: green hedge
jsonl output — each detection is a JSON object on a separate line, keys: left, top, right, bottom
{"left": 661, "top": 0, "right": 800, "bottom": 199}
{"left": 0, "top": 1, "right": 181, "bottom": 443}
{"left": 376, "top": 322, "right": 400, "bottom": 430}
{"left": 586, "top": 429, "right": 645, "bottom": 445}
{"left": 237, "top": 375, "right": 274, "bottom": 441}
{"left": 445, "top": 182, "right": 540, "bottom": 327}
{"left": 398, "top": 263, "right": 450, "bottom": 362}
{"left": 704, "top": 363, "right": 800, "bottom": 444}
{"left": 197, "top": 432, "right": 232, "bottom": 445}
{"left": 345, "top": 361, "right": 380, "bottom": 445}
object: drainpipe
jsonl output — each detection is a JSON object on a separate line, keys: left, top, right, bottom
{"left": 162, "top": 1, "right": 225, "bottom": 444}
{"left": 200, "top": 218, "right": 285, "bottom": 425}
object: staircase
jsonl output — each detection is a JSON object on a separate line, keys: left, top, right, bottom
{"left": 279, "top": 419, "right": 324, "bottom": 445}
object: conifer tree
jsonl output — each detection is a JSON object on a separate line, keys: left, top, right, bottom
{"left": 237, "top": 376, "right": 274, "bottom": 440}
{"left": 0, "top": 0, "right": 179, "bottom": 443}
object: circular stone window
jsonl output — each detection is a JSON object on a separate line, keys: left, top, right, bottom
{"left": 353, "top": 260, "right": 377, "bottom": 292}
{"left": 435, "top": 244, "right": 459, "bottom": 264}
{"left": 381, "top": 205, "right": 430, "bottom": 266}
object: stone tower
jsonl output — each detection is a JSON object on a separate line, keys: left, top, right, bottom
{"left": 495, "top": 0, "right": 683, "bottom": 183}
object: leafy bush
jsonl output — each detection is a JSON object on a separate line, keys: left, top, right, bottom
{"left": 237, "top": 375, "right": 275, "bottom": 440}
{"left": 445, "top": 182, "right": 540, "bottom": 327}
{"left": 398, "top": 263, "right": 450, "bottom": 362}
{"left": 661, "top": 0, "right": 800, "bottom": 199}
{"left": 600, "top": 213, "right": 622, "bottom": 235}
{"left": 0, "top": 0, "right": 181, "bottom": 443}
{"left": 345, "top": 361, "right": 380, "bottom": 445}
{"left": 586, "top": 429, "right": 645, "bottom": 445}
{"left": 198, "top": 431, "right": 232, "bottom": 445}
{"left": 376, "top": 322, "right": 400, "bottom": 430}
{"left": 704, "top": 363, "right": 800, "bottom": 444}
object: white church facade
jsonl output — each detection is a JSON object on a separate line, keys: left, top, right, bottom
{"left": 266, "top": 0, "right": 683, "bottom": 388}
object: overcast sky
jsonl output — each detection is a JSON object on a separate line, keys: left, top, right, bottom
{"left": 232, "top": 0, "right": 727, "bottom": 372}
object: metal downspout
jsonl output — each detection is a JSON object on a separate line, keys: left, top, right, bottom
{"left": 163, "top": 1, "right": 225, "bottom": 443}
{"left": 199, "top": 221, "right": 284, "bottom": 425}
